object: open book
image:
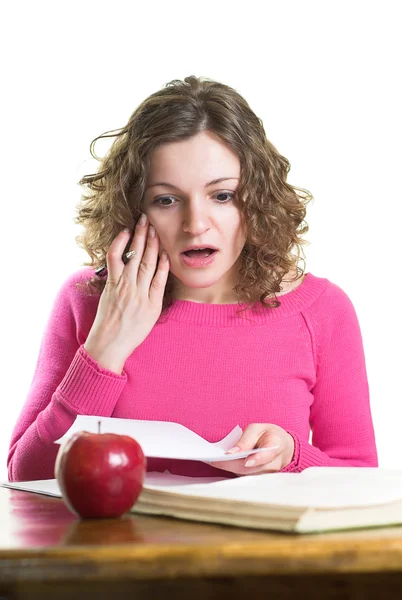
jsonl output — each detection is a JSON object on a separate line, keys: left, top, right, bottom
{"left": 3, "top": 467, "right": 402, "bottom": 533}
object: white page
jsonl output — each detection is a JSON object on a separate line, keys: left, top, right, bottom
{"left": 145, "top": 471, "right": 228, "bottom": 486}
{"left": 0, "top": 479, "right": 62, "bottom": 497}
{"left": 0, "top": 471, "right": 227, "bottom": 497}
{"left": 142, "top": 467, "right": 402, "bottom": 508}
{"left": 55, "top": 415, "right": 277, "bottom": 462}
{"left": 3, "top": 468, "right": 402, "bottom": 509}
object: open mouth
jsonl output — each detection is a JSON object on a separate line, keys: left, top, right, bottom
{"left": 181, "top": 248, "right": 218, "bottom": 258}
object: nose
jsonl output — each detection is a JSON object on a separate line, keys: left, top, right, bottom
{"left": 181, "top": 199, "right": 212, "bottom": 236}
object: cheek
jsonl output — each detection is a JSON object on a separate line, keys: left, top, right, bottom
{"left": 147, "top": 220, "right": 164, "bottom": 247}
{"left": 234, "top": 224, "right": 247, "bottom": 249}
{"left": 155, "top": 235, "right": 167, "bottom": 256}
{"left": 239, "top": 217, "right": 247, "bottom": 239}
{"left": 152, "top": 224, "right": 176, "bottom": 254}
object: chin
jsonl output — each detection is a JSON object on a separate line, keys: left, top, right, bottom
{"left": 178, "top": 277, "right": 222, "bottom": 289}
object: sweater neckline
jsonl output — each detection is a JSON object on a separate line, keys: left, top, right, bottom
{"left": 160, "top": 273, "right": 328, "bottom": 326}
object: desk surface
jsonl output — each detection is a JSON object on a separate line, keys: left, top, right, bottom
{"left": 2, "top": 486, "right": 402, "bottom": 599}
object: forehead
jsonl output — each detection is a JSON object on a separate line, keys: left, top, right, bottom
{"left": 147, "top": 131, "right": 240, "bottom": 184}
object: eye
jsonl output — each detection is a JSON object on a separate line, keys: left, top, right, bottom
{"left": 153, "top": 191, "right": 235, "bottom": 207}
{"left": 214, "top": 192, "right": 235, "bottom": 203}
{"left": 153, "top": 196, "right": 176, "bottom": 207}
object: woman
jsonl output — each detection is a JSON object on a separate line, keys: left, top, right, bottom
{"left": 7, "top": 75, "right": 378, "bottom": 481}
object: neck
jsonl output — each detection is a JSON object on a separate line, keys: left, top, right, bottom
{"left": 170, "top": 274, "right": 240, "bottom": 305}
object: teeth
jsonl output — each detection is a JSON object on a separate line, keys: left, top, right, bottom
{"left": 184, "top": 247, "right": 215, "bottom": 252}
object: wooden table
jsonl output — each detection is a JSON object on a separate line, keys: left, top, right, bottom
{"left": 1, "top": 487, "right": 402, "bottom": 599}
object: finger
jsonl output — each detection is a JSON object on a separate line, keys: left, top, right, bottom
{"left": 225, "top": 423, "right": 268, "bottom": 454}
{"left": 244, "top": 446, "right": 281, "bottom": 468}
{"left": 149, "top": 246, "right": 170, "bottom": 304}
{"left": 123, "top": 213, "right": 151, "bottom": 279}
{"left": 242, "top": 457, "right": 284, "bottom": 474}
{"left": 135, "top": 222, "right": 168, "bottom": 296}
{"left": 210, "top": 454, "right": 282, "bottom": 475}
{"left": 243, "top": 430, "right": 282, "bottom": 466}
{"left": 105, "top": 228, "right": 133, "bottom": 285}
{"left": 124, "top": 215, "right": 170, "bottom": 303}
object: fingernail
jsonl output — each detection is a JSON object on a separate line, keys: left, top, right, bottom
{"left": 245, "top": 459, "right": 256, "bottom": 468}
{"left": 123, "top": 227, "right": 131, "bottom": 233}
{"left": 225, "top": 446, "right": 240, "bottom": 454}
{"left": 139, "top": 213, "right": 147, "bottom": 226}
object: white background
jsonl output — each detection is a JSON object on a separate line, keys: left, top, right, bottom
{"left": 1, "top": 1, "right": 401, "bottom": 480}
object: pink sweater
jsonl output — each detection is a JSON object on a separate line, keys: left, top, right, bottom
{"left": 8, "top": 269, "right": 378, "bottom": 481}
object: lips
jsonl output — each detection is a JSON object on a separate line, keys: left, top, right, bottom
{"left": 182, "top": 248, "right": 217, "bottom": 258}
{"left": 180, "top": 249, "right": 218, "bottom": 267}
{"left": 180, "top": 245, "right": 219, "bottom": 254}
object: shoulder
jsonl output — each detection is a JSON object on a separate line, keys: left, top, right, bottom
{"left": 306, "top": 273, "right": 356, "bottom": 311}
{"left": 302, "top": 273, "right": 361, "bottom": 333}
{"left": 51, "top": 267, "right": 101, "bottom": 320}
{"left": 37, "top": 268, "right": 102, "bottom": 346}
{"left": 278, "top": 271, "right": 355, "bottom": 312}
{"left": 56, "top": 267, "right": 100, "bottom": 295}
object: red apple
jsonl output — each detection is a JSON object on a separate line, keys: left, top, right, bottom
{"left": 55, "top": 429, "right": 146, "bottom": 518}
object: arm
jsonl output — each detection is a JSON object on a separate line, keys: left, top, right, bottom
{"left": 211, "top": 282, "right": 378, "bottom": 476}
{"left": 7, "top": 270, "right": 127, "bottom": 481}
{"left": 282, "top": 284, "right": 378, "bottom": 472}
{"left": 9, "top": 218, "right": 170, "bottom": 482}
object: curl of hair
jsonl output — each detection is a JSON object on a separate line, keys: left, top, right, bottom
{"left": 75, "top": 75, "right": 312, "bottom": 321}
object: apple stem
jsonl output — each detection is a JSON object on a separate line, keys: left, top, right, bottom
{"left": 98, "top": 420, "right": 101, "bottom": 434}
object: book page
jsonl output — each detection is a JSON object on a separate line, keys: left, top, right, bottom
{"left": 0, "top": 479, "right": 62, "bottom": 497}
{"left": 3, "top": 468, "right": 402, "bottom": 509}
{"left": 0, "top": 472, "right": 227, "bottom": 497}
{"left": 54, "top": 416, "right": 276, "bottom": 462}
{"left": 143, "top": 467, "right": 402, "bottom": 508}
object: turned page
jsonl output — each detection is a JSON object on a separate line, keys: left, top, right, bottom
{"left": 54, "top": 415, "right": 277, "bottom": 462}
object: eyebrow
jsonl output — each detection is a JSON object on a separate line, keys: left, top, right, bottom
{"left": 145, "top": 177, "right": 239, "bottom": 192}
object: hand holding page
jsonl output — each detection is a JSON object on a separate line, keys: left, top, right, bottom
{"left": 55, "top": 416, "right": 278, "bottom": 462}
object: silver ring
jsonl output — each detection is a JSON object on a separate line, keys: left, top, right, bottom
{"left": 125, "top": 250, "right": 137, "bottom": 260}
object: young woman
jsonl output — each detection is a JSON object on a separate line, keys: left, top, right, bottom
{"left": 7, "top": 76, "right": 378, "bottom": 481}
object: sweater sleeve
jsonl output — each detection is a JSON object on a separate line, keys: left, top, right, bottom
{"left": 7, "top": 270, "right": 128, "bottom": 481}
{"left": 281, "top": 282, "right": 378, "bottom": 473}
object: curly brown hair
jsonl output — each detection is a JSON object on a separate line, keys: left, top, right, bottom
{"left": 75, "top": 75, "right": 312, "bottom": 320}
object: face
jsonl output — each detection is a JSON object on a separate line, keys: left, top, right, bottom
{"left": 142, "top": 130, "right": 247, "bottom": 304}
